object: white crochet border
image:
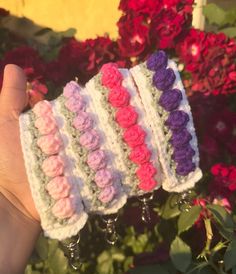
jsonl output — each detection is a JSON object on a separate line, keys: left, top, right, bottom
{"left": 19, "top": 111, "right": 88, "bottom": 240}
{"left": 130, "top": 60, "right": 202, "bottom": 192}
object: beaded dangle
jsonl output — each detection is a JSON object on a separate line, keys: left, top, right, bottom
{"left": 60, "top": 234, "right": 82, "bottom": 270}
{"left": 101, "top": 214, "right": 119, "bottom": 245}
{"left": 177, "top": 190, "right": 193, "bottom": 212}
{"left": 138, "top": 193, "right": 154, "bottom": 223}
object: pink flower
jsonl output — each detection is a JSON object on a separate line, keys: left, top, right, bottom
{"left": 73, "top": 111, "right": 93, "bottom": 131}
{"left": 101, "top": 63, "right": 123, "bottom": 89}
{"left": 213, "top": 197, "right": 232, "bottom": 213}
{"left": 87, "top": 149, "right": 107, "bottom": 171}
{"left": 129, "top": 145, "right": 151, "bottom": 164}
{"left": 115, "top": 106, "right": 138, "bottom": 128}
{"left": 33, "top": 100, "right": 52, "bottom": 117}
{"left": 108, "top": 86, "right": 130, "bottom": 108}
{"left": 136, "top": 162, "right": 157, "bottom": 180}
{"left": 63, "top": 81, "right": 81, "bottom": 98}
{"left": 123, "top": 124, "right": 146, "bottom": 148}
{"left": 42, "top": 155, "right": 64, "bottom": 177}
{"left": 65, "top": 96, "right": 85, "bottom": 113}
{"left": 138, "top": 178, "right": 158, "bottom": 191}
{"left": 34, "top": 115, "right": 57, "bottom": 135}
{"left": 37, "top": 134, "right": 62, "bottom": 155}
{"left": 95, "top": 168, "right": 113, "bottom": 188}
{"left": 52, "top": 197, "right": 75, "bottom": 219}
{"left": 98, "top": 185, "right": 116, "bottom": 203}
{"left": 79, "top": 129, "right": 100, "bottom": 150}
{"left": 46, "top": 176, "right": 71, "bottom": 200}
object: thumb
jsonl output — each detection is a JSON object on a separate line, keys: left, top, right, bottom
{"left": 0, "top": 64, "right": 28, "bottom": 117}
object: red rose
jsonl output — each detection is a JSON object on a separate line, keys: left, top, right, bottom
{"left": 211, "top": 163, "right": 222, "bottom": 176}
{"left": 101, "top": 63, "right": 122, "bottom": 89}
{"left": 2, "top": 46, "right": 45, "bottom": 81}
{"left": 115, "top": 106, "right": 138, "bottom": 128}
{"left": 150, "top": 10, "right": 186, "bottom": 49}
{"left": 136, "top": 162, "right": 157, "bottom": 180}
{"left": 138, "top": 178, "right": 158, "bottom": 191}
{"left": 123, "top": 124, "right": 146, "bottom": 148}
{"left": 108, "top": 86, "right": 130, "bottom": 108}
{"left": 177, "top": 29, "right": 207, "bottom": 71}
{"left": 117, "top": 15, "right": 150, "bottom": 57}
{"left": 163, "top": 0, "right": 194, "bottom": 10}
{"left": 129, "top": 145, "right": 151, "bottom": 164}
{"left": 119, "top": 0, "right": 161, "bottom": 15}
{"left": 178, "top": 29, "right": 236, "bottom": 95}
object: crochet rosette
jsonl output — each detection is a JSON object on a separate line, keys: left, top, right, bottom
{"left": 19, "top": 51, "right": 202, "bottom": 241}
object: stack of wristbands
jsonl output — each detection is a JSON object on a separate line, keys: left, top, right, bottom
{"left": 19, "top": 51, "right": 202, "bottom": 241}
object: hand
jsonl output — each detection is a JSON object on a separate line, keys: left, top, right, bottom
{"left": 0, "top": 64, "right": 39, "bottom": 221}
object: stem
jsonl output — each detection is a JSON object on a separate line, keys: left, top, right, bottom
{"left": 204, "top": 218, "right": 213, "bottom": 253}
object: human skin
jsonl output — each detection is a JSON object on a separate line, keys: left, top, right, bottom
{"left": 0, "top": 64, "right": 41, "bottom": 274}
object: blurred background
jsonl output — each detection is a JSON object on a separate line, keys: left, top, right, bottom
{"left": 0, "top": 1, "right": 236, "bottom": 274}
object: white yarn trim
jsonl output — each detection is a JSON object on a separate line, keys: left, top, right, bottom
{"left": 19, "top": 110, "right": 88, "bottom": 240}
{"left": 130, "top": 61, "right": 202, "bottom": 193}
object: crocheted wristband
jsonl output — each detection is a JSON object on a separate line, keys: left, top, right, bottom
{"left": 19, "top": 100, "right": 87, "bottom": 240}
{"left": 86, "top": 65, "right": 162, "bottom": 197}
{"left": 130, "top": 50, "right": 202, "bottom": 192}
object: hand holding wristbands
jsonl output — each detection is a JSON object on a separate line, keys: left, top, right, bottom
{"left": 19, "top": 51, "right": 202, "bottom": 242}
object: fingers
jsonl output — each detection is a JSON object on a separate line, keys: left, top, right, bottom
{"left": 0, "top": 64, "right": 28, "bottom": 117}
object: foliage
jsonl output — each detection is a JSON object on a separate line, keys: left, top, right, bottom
{"left": 0, "top": 1, "right": 236, "bottom": 273}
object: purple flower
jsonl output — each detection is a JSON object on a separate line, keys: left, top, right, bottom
{"left": 153, "top": 68, "right": 176, "bottom": 91}
{"left": 171, "top": 129, "right": 192, "bottom": 147}
{"left": 147, "top": 51, "right": 168, "bottom": 71}
{"left": 159, "top": 89, "right": 182, "bottom": 111}
{"left": 176, "top": 160, "right": 196, "bottom": 176}
{"left": 172, "top": 144, "right": 195, "bottom": 162}
{"left": 165, "top": 110, "right": 189, "bottom": 131}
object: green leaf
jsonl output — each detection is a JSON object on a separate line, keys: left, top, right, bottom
{"left": 207, "top": 204, "right": 234, "bottom": 231}
{"left": 203, "top": 3, "right": 226, "bottom": 26}
{"left": 129, "top": 264, "right": 168, "bottom": 274}
{"left": 191, "top": 266, "right": 215, "bottom": 274}
{"left": 48, "top": 248, "right": 68, "bottom": 274}
{"left": 24, "top": 265, "right": 32, "bottom": 274}
{"left": 178, "top": 205, "right": 201, "bottom": 234}
{"left": 161, "top": 194, "right": 181, "bottom": 219}
{"left": 233, "top": 265, "right": 236, "bottom": 274}
{"left": 59, "top": 28, "right": 77, "bottom": 38}
{"left": 123, "top": 256, "right": 134, "bottom": 272}
{"left": 35, "top": 234, "right": 49, "bottom": 260}
{"left": 110, "top": 248, "right": 125, "bottom": 262}
{"left": 214, "top": 222, "right": 234, "bottom": 240}
{"left": 48, "top": 239, "right": 59, "bottom": 257}
{"left": 170, "top": 236, "right": 192, "bottom": 272}
{"left": 221, "top": 27, "right": 236, "bottom": 38}
{"left": 224, "top": 237, "right": 236, "bottom": 271}
{"left": 34, "top": 27, "right": 53, "bottom": 36}
{"left": 223, "top": 9, "right": 236, "bottom": 25}
{"left": 97, "top": 250, "right": 114, "bottom": 274}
